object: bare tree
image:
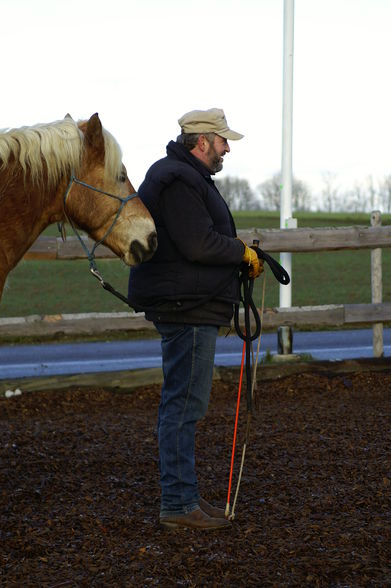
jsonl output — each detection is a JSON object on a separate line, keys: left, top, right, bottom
{"left": 321, "top": 171, "right": 339, "bottom": 212}
{"left": 256, "top": 173, "right": 311, "bottom": 211}
{"left": 292, "top": 178, "right": 311, "bottom": 211}
{"left": 366, "top": 175, "right": 378, "bottom": 211}
{"left": 347, "top": 182, "right": 367, "bottom": 212}
{"left": 215, "top": 176, "right": 259, "bottom": 210}
{"left": 256, "top": 174, "right": 281, "bottom": 211}
{"left": 379, "top": 175, "right": 391, "bottom": 213}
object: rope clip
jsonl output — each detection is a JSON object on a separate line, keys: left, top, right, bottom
{"left": 90, "top": 266, "right": 105, "bottom": 285}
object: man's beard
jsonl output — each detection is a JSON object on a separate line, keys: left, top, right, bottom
{"left": 208, "top": 145, "right": 224, "bottom": 173}
{"left": 211, "top": 156, "right": 223, "bottom": 173}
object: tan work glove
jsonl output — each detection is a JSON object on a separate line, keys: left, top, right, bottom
{"left": 237, "top": 239, "right": 264, "bottom": 279}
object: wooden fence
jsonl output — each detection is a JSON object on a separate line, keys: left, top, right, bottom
{"left": 1, "top": 214, "right": 391, "bottom": 356}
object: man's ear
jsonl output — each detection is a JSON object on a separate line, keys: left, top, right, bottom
{"left": 197, "top": 134, "right": 208, "bottom": 152}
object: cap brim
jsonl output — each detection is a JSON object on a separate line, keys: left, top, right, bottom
{"left": 217, "top": 129, "right": 244, "bottom": 141}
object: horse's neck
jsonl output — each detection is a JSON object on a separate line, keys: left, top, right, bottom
{"left": 0, "top": 176, "right": 62, "bottom": 277}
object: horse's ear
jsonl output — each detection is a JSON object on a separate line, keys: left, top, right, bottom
{"left": 84, "top": 113, "right": 105, "bottom": 159}
{"left": 64, "top": 113, "right": 73, "bottom": 120}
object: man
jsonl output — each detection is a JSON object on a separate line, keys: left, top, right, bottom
{"left": 128, "top": 108, "right": 262, "bottom": 530}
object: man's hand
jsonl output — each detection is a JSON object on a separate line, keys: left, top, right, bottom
{"left": 237, "top": 239, "right": 264, "bottom": 279}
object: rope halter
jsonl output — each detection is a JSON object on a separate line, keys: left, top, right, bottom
{"left": 61, "top": 173, "right": 139, "bottom": 280}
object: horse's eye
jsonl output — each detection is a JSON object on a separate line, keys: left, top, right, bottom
{"left": 119, "top": 172, "right": 127, "bottom": 183}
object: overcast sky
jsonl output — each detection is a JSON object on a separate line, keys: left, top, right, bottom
{"left": 2, "top": 0, "right": 391, "bottom": 205}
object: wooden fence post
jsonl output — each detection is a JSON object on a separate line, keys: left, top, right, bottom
{"left": 371, "top": 211, "right": 384, "bottom": 357}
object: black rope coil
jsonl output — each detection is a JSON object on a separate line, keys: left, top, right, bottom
{"left": 234, "top": 243, "right": 290, "bottom": 413}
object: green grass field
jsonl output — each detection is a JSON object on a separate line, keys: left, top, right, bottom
{"left": 1, "top": 212, "right": 390, "bottom": 318}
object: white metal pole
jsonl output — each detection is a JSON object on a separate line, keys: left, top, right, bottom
{"left": 280, "top": 0, "right": 295, "bottom": 309}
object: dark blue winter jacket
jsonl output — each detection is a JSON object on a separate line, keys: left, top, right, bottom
{"left": 128, "top": 141, "right": 244, "bottom": 325}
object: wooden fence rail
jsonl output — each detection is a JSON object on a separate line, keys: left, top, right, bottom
{"left": 24, "top": 225, "right": 391, "bottom": 260}
{"left": 1, "top": 303, "right": 391, "bottom": 339}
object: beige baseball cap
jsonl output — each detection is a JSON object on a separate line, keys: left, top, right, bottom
{"left": 178, "top": 108, "right": 244, "bottom": 140}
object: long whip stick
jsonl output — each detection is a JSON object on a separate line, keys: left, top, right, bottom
{"left": 225, "top": 272, "right": 266, "bottom": 520}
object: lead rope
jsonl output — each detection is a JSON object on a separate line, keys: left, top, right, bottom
{"left": 226, "top": 271, "right": 267, "bottom": 520}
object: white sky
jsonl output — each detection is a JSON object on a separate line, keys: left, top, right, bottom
{"left": 2, "top": 0, "right": 391, "bottom": 202}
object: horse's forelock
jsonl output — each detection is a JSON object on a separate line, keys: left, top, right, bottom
{"left": 101, "top": 127, "right": 123, "bottom": 181}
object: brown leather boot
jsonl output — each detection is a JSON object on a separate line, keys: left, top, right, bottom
{"left": 199, "top": 497, "right": 227, "bottom": 519}
{"left": 160, "top": 508, "right": 231, "bottom": 530}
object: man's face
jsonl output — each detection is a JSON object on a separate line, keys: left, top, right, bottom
{"left": 204, "top": 134, "right": 230, "bottom": 173}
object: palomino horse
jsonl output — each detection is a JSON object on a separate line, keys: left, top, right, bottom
{"left": 0, "top": 113, "right": 157, "bottom": 300}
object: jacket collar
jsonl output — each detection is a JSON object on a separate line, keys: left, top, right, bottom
{"left": 166, "top": 140, "right": 213, "bottom": 179}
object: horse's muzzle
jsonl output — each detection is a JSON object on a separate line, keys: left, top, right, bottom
{"left": 130, "top": 231, "right": 157, "bottom": 264}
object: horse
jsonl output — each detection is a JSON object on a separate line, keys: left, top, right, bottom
{"left": 0, "top": 113, "right": 157, "bottom": 301}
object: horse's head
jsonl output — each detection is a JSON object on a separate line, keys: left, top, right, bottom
{"left": 65, "top": 114, "right": 157, "bottom": 265}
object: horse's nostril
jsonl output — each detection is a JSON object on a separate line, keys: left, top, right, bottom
{"left": 130, "top": 233, "right": 157, "bottom": 264}
{"left": 130, "top": 240, "right": 144, "bottom": 264}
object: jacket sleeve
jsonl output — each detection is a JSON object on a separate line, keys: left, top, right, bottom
{"left": 159, "top": 179, "right": 244, "bottom": 265}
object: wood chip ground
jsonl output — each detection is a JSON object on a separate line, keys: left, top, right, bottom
{"left": 1, "top": 371, "right": 391, "bottom": 587}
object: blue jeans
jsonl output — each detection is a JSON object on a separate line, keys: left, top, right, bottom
{"left": 154, "top": 323, "right": 219, "bottom": 517}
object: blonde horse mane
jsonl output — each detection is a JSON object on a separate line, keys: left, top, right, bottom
{"left": 0, "top": 117, "right": 123, "bottom": 186}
